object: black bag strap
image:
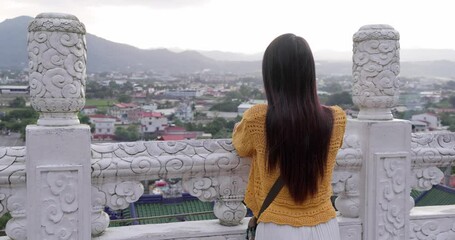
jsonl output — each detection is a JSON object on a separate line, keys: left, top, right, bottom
{"left": 257, "top": 177, "right": 284, "bottom": 219}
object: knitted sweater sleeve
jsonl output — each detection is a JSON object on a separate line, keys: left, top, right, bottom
{"left": 232, "top": 110, "right": 255, "bottom": 157}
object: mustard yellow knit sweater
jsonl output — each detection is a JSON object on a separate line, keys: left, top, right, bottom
{"left": 232, "top": 104, "right": 346, "bottom": 227}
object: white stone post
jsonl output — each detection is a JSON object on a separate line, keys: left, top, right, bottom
{"left": 351, "top": 25, "right": 412, "bottom": 240}
{"left": 25, "top": 13, "right": 91, "bottom": 240}
{"left": 352, "top": 25, "right": 401, "bottom": 121}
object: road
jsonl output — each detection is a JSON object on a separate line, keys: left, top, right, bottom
{"left": 0, "top": 132, "right": 24, "bottom": 146}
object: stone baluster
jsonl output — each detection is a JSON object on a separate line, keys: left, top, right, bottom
{"left": 333, "top": 133, "right": 362, "bottom": 218}
{"left": 351, "top": 25, "right": 413, "bottom": 240}
{"left": 25, "top": 13, "right": 91, "bottom": 240}
{"left": 352, "top": 25, "right": 401, "bottom": 121}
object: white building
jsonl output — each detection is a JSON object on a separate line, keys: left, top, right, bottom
{"left": 89, "top": 115, "right": 117, "bottom": 140}
{"left": 0, "top": 85, "right": 30, "bottom": 94}
{"left": 140, "top": 112, "right": 168, "bottom": 134}
{"left": 411, "top": 120, "right": 429, "bottom": 132}
{"left": 411, "top": 113, "right": 441, "bottom": 131}
{"left": 141, "top": 103, "right": 158, "bottom": 112}
{"left": 175, "top": 102, "right": 194, "bottom": 122}
{"left": 237, "top": 100, "right": 267, "bottom": 115}
{"left": 81, "top": 106, "right": 98, "bottom": 115}
{"left": 109, "top": 103, "right": 139, "bottom": 124}
{"left": 164, "top": 89, "right": 203, "bottom": 98}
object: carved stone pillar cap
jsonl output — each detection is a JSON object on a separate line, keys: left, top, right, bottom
{"left": 353, "top": 24, "right": 399, "bottom": 42}
{"left": 27, "top": 12, "right": 87, "bottom": 126}
{"left": 28, "top": 13, "right": 86, "bottom": 34}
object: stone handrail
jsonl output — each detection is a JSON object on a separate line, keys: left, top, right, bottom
{"left": 0, "top": 136, "right": 363, "bottom": 236}
{"left": 411, "top": 132, "right": 455, "bottom": 191}
{"left": 1, "top": 129, "right": 454, "bottom": 237}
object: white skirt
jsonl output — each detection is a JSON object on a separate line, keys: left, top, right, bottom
{"left": 255, "top": 218, "right": 340, "bottom": 240}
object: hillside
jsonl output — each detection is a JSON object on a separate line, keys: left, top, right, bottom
{"left": 1, "top": 16, "right": 455, "bottom": 78}
{"left": 0, "top": 16, "right": 259, "bottom": 73}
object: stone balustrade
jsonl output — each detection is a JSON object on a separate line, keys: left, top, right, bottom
{"left": 411, "top": 132, "right": 455, "bottom": 192}
{"left": 0, "top": 12, "right": 453, "bottom": 240}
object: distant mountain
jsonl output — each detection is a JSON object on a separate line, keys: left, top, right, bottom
{"left": 1, "top": 15, "right": 455, "bottom": 78}
{"left": 0, "top": 16, "right": 260, "bottom": 73}
{"left": 85, "top": 34, "right": 217, "bottom": 73}
{"left": 313, "top": 49, "right": 455, "bottom": 62}
{"left": 315, "top": 61, "right": 455, "bottom": 79}
{"left": 0, "top": 16, "right": 31, "bottom": 69}
{"left": 197, "top": 50, "right": 263, "bottom": 62}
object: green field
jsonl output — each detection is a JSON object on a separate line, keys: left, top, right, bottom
{"left": 85, "top": 98, "right": 117, "bottom": 107}
{"left": 0, "top": 107, "right": 32, "bottom": 113}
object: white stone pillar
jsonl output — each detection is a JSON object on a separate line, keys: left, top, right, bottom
{"left": 25, "top": 13, "right": 91, "bottom": 240}
{"left": 352, "top": 25, "right": 412, "bottom": 240}
{"left": 352, "top": 25, "right": 400, "bottom": 120}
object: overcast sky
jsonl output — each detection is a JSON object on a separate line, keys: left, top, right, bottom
{"left": 1, "top": 0, "right": 454, "bottom": 54}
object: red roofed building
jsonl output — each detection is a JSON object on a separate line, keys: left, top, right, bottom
{"left": 411, "top": 113, "right": 442, "bottom": 131}
{"left": 110, "top": 103, "right": 139, "bottom": 124}
{"left": 140, "top": 111, "right": 168, "bottom": 134}
{"left": 88, "top": 114, "right": 118, "bottom": 141}
{"left": 157, "top": 126, "right": 200, "bottom": 141}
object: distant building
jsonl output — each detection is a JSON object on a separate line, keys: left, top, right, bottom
{"left": 132, "top": 92, "right": 147, "bottom": 104}
{"left": 420, "top": 91, "right": 442, "bottom": 103}
{"left": 432, "top": 108, "right": 455, "bottom": 114}
{"left": 164, "top": 89, "right": 202, "bottom": 98}
{"left": 237, "top": 100, "right": 267, "bottom": 115}
{"left": 81, "top": 106, "right": 98, "bottom": 115}
{"left": 0, "top": 85, "right": 30, "bottom": 106}
{"left": 411, "top": 113, "right": 442, "bottom": 131}
{"left": 158, "top": 126, "right": 199, "bottom": 141}
{"left": 175, "top": 102, "right": 194, "bottom": 122}
{"left": 154, "top": 108, "right": 175, "bottom": 117}
{"left": 140, "top": 112, "right": 168, "bottom": 134}
{"left": 141, "top": 103, "right": 158, "bottom": 112}
{"left": 89, "top": 114, "right": 117, "bottom": 141}
{"left": 0, "top": 85, "right": 29, "bottom": 94}
{"left": 411, "top": 120, "right": 429, "bottom": 133}
{"left": 110, "top": 103, "right": 139, "bottom": 124}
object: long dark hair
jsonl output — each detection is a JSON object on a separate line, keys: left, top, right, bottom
{"left": 263, "top": 34, "right": 333, "bottom": 203}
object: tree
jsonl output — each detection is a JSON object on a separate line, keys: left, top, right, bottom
{"left": 9, "top": 97, "right": 26, "bottom": 108}
{"left": 326, "top": 91, "right": 353, "bottom": 106}
{"left": 449, "top": 95, "right": 455, "bottom": 108}
{"left": 117, "top": 94, "right": 132, "bottom": 103}
{"left": 322, "top": 82, "right": 343, "bottom": 93}
{"left": 1, "top": 108, "right": 39, "bottom": 140}
{"left": 78, "top": 113, "right": 95, "bottom": 133}
{"left": 115, "top": 125, "right": 139, "bottom": 141}
{"left": 209, "top": 100, "right": 241, "bottom": 112}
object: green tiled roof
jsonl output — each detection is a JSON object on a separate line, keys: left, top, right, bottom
{"left": 107, "top": 194, "right": 216, "bottom": 226}
{"left": 411, "top": 189, "right": 423, "bottom": 199}
{"left": 135, "top": 199, "right": 215, "bottom": 224}
{"left": 108, "top": 207, "right": 132, "bottom": 227}
{"left": 413, "top": 185, "right": 455, "bottom": 207}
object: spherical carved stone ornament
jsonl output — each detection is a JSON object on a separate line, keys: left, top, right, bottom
{"left": 28, "top": 13, "right": 87, "bottom": 126}
{"left": 352, "top": 24, "right": 400, "bottom": 120}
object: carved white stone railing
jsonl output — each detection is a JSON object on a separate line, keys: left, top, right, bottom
{"left": 0, "top": 138, "right": 362, "bottom": 237}
{"left": 408, "top": 132, "right": 455, "bottom": 239}
{"left": 411, "top": 132, "right": 455, "bottom": 191}
{"left": 90, "top": 139, "right": 250, "bottom": 235}
{"left": 333, "top": 131, "right": 362, "bottom": 218}
{"left": 0, "top": 147, "right": 26, "bottom": 239}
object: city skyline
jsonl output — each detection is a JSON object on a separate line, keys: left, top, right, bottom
{"left": 1, "top": 0, "right": 455, "bottom": 54}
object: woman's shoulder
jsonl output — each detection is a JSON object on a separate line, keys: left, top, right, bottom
{"left": 243, "top": 104, "right": 267, "bottom": 121}
{"left": 325, "top": 105, "right": 347, "bottom": 125}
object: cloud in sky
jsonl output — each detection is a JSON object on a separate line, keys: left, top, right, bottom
{"left": 2, "top": 0, "right": 455, "bottom": 54}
